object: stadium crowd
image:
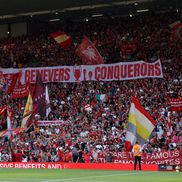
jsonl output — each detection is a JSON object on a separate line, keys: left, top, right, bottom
{"left": 0, "top": 12, "right": 181, "bottom": 162}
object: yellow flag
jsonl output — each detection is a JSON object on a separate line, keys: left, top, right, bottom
{"left": 21, "top": 93, "right": 33, "bottom": 129}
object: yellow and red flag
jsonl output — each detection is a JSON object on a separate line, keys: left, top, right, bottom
{"left": 51, "top": 31, "right": 72, "bottom": 49}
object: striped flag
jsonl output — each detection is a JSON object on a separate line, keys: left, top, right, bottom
{"left": 95, "top": 94, "right": 108, "bottom": 102}
{"left": 51, "top": 31, "right": 72, "bottom": 49}
{"left": 125, "top": 97, "right": 156, "bottom": 151}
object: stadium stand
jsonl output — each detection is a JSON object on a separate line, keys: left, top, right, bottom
{"left": 0, "top": 11, "right": 181, "bottom": 162}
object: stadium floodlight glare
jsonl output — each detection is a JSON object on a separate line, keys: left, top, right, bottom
{"left": 49, "top": 18, "right": 60, "bottom": 22}
{"left": 91, "top": 14, "right": 103, "bottom": 17}
{"left": 136, "top": 9, "right": 149, "bottom": 13}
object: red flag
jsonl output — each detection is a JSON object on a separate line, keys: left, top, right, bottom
{"left": 75, "top": 36, "right": 104, "bottom": 65}
{"left": 120, "top": 43, "right": 136, "bottom": 58}
{"left": 32, "top": 72, "right": 46, "bottom": 118}
{"left": 7, "top": 73, "right": 20, "bottom": 93}
{"left": 11, "top": 83, "right": 29, "bottom": 99}
{"left": 0, "top": 73, "right": 19, "bottom": 93}
{"left": 0, "top": 106, "right": 7, "bottom": 116}
{"left": 3, "top": 43, "right": 15, "bottom": 51}
{"left": 51, "top": 31, "right": 72, "bottom": 49}
{"left": 21, "top": 72, "right": 49, "bottom": 130}
{"left": 170, "top": 21, "right": 182, "bottom": 39}
{"left": 0, "top": 106, "right": 7, "bottom": 134}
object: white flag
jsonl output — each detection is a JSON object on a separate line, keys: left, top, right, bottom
{"left": 46, "top": 85, "right": 51, "bottom": 117}
{"left": 7, "top": 108, "right": 13, "bottom": 142}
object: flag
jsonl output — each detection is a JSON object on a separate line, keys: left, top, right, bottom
{"left": 0, "top": 107, "right": 14, "bottom": 146}
{"left": 0, "top": 106, "right": 7, "bottom": 116}
{"left": 45, "top": 85, "right": 51, "bottom": 117}
{"left": 21, "top": 93, "right": 33, "bottom": 129}
{"left": 75, "top": 36, "right": 104, "bottom": 65}
{"left": 32, "top": 72, "right": 46, "bottom": 118}
{"left": 7, "top": 108, "right": 13, "bottom": 146}
{"left": 125, "top": 97, "right": 156, "bottom": 151}
{"left": 95, "top": 94, "right": 108, "bottom": 102}
{"left": 21, "top": 72, "right": 48, "bottom": 129}
{"left": 3, "top": 43, "right": 15, "bottom": 51}
{"left": 170, "top": 21, "right": 182, "bottom": 39}
{"left": 0, "top": 128, "right": 20, "bottom": 138}
{"left": 0, "top": 73, "right": 19, "bottom": 93}
{"left": 0, "top": 106, "right": 8, "bottom": 133}
{"left": 169, "top": 98, "right": 182, "bottom": 111}
{"left": 11, "top": 71, "right": 29, "bottom": 99}
{"left": 120, "top": 43, "right": 136, "bottom": 58}
{"left": 51, "top": 31, "right": 72, "bottom": 49}
{"left": 11, "top": 82, "right": 29, "bottom": 99}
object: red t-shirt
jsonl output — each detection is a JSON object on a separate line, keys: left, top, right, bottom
{"left": 83, "top": 153, "right": 91, "bottom": 163}
{"left": 15, "top": 152, "right": 22, "bottom": 162}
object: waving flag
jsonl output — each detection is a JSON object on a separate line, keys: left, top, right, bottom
{"left": 21, "top": 72, "right": 51, "bottom": 129}
{"left": 51, "top": 31, "right": 72, "bottom": 49}
{"left": 95, "top": 94, "right": 108, "bottom": 102}
{"left": 32, "top": 72, "right": 46, "bottom": 118}
{"left": 11, "top": 71, "right": 29, "bottom": 99}
{"left": 11, "top": 82, "right": 29, "bottom": 99}
{"left": 7, "top": 108, "right": 13, "bottom": 146}
{"left": 170, "top": 21, "right": 182, "bottom": 39}
{"left": 0, "top": 73, "right": 19, "bottom": 93}
{"left": 21, "top": 93, "right": 33, "bottom": 129}
{"left": 0, "top": 106, "right": 7, "bottom": 116}
{"left": 125, "top": 97, "right": 156, "bottom": 151}
{"left": 0, "top": 106, "right": 8, "bottom": 133}
{"left": 75, "top": 36, "right": 104, "bottom": 65}
{"left": 45, "top": 85, "right": 51, "bottom": 117}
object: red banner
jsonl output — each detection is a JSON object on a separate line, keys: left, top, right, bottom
{"left": 169, "top": 98, "right": 182, "bottom": 111}
{"left": 98, "top": 150, "right": 182, "bottom": 165}
{"left": 0, "top": 162, "right": 158, "bottom": 171}
{"left": 11, "top": 83, "right": 29, "bottom": 99}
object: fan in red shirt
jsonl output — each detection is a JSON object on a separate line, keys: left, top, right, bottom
{"left": 57, "top": 147, "right": 64, "bottom": 162}
{"left": 83, "top": 150, "right": 91, "bottom": 163}
{"left": 15, "top": 150, "right": 23, "bottom": 162}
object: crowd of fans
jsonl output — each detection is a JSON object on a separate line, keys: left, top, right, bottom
{"left": 0, "top": 11, "right": 181, "bottom": 162}
{"left": 0, "top": 12, "right": 181, "bottom": 68}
